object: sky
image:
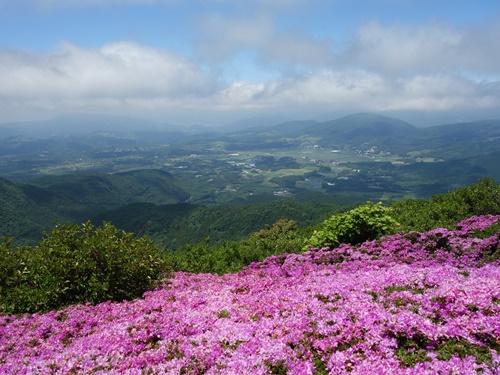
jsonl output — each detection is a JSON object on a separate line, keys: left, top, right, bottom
{"left": 0, "top": 0, "right": 499, "bottom": 126}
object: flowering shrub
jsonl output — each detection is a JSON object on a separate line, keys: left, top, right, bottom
{"left": 1, "top": 216, "right": 499, "bottom": 374}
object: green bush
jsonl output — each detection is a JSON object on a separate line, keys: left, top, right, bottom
{"left": 451, "top": 177, "right": 500, "bottom": 215}
{"left": 307, "top": 202, "right": 399, "bottom": 249}
{"left": 391, "top": 178, "right": 500, "bottom": 232}
{"left": 0, "top": 222, "right": 169, "bottom": 314}
{"left": 171, "top": 219, "right": 307, "bottom": 275}
{"left": 246, "top": 219, "right": 306, "bottom": 257}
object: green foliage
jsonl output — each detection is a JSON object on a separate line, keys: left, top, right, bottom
{"left": 391, "top": 178, "right": 500, "bottom": 232}
{"left": 393, "top": 333, "right": 432, "bottom": 367}
{"left": 393, "top": 332, "right": 496, "bottom": 369}
{"left": 0, "top": 222, "right": 169, "bottom": 314}
{"left": 248, "top": 218, "right": 308, "bottom": 256}
{"left": 217, "top": 309, "right": 231, "bottom": 319}
{"left": 450, "top": 177, "right": 500, "bottom": 215}
{"left": 0, "top": 177, "right": 58, "bottom": 246}
{"left": 170, "top": 219, "right": 307, "bottom": 274}
{"left": 307, "top": 202, "right": 399, "bottom": 248}
{"left": 265, "top": 360, "right": 288, "bottom": 375}
{"left": 25, "top": 170, "right": 189, "bottom": 222}
{"left": 436, "top": 338, "right": 494, "bottom": 366}
{"left": 96, "top": 199, "right": 333, "bottom": 251}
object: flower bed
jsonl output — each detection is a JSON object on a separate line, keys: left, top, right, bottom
{"left": 1, "top": 216, "right": 499, "bottom": 374}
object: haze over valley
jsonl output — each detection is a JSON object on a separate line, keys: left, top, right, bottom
{"left": 1, "top": 111, "right": 500, "bottom": 246}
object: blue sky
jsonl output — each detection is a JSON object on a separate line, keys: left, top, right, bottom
{"left": 0, "top": 0, "right": 499, "bottom": 126}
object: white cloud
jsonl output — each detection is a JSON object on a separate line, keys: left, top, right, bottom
{"left": 195, "top": 13, "right": 275, "bottom": 62}
{"left": 337, "top": 20, "right": 500, "bottom": 77}
{"left": 1, "top": 7, "right": 500, "bottom": 124}
{"left": 259, "top": 30, "right": 333, "bottom": 68}
{"left": 194, "top": 11, "right": 334, "bottom": 71}
{"left": 199, "top": 70, "right": 500, "bottom": 116}
{"left": 1, "top": 39, "right": 499, "bottom": 124}
{"left": 0, "top": 42, "right": 215, "bottom": 100}
{"left": 194, "top": 10, "right": 500, "bottom": 88}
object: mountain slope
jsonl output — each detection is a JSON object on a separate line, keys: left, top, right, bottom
{"left": 90, "top": 200, "right": 336, "bottom": 249}
{"left": 0, "top": 176, "right": 59, "bottom": 243}
{"left": 306, "top": 115, "right": 500, "bottom": 159}
{"left": 22, "top": 169, "right": 189, "bottom": 221}
{"left": 410, "top": 120, "right": 500, "bottom": 159}
{"left": 218, "top": 113, "right": 500, "bottom": 161}
{"left": 2, "top": 215, "right": 499, "bottom": 373}
{"left": 217, "top": 113, "right": 419, "bottom": 152}
{"left": 307, "top": 113, "right": 418, "bottom": 147}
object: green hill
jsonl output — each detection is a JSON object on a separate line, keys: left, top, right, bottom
{"left": 23, "top": 169, "right": 189, "bottom": 221}
{"left": 0, "top": 176, "right": 59, "bottom": 244}
{"left": 412, "top": 120, "right": 500, "bottom": 159}
{"left": 393, "top": 151, "right": 500, "bottom": 196}
{"left": 2, "top": 170, "right": 340, "bottom": 247}
{"left": 0, "top": 170, "right": 189, "bottom": 245}
{"left": 219, "top": 113, "right": 500, "bottom": 160}
{"left": 91, "top": 200, "right": 338, "bottom": 249}
{"left": 310, "top": 113, "right": 418, "bottom": 148}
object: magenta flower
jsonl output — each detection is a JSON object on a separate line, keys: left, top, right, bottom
{"left": 1, "top": 216, "right": 499, "bottom": 374}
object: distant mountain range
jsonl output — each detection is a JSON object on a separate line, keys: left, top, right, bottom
{"left": 2, "top": 111, "right": 500, "bottom": 246}
{"left": 2, "top": 112, "right": 500, "bottom": 159}
{"left": 219, "top": 113, "right": 500, "bottom": 159}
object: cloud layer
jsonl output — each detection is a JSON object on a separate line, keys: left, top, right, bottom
{"left": 1, "top": 1, "right": 499, "bottom": 124}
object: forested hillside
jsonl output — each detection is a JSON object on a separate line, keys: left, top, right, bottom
{"left": 0, "top": 170, "right": 190, "bottom": 245}
{"left": 90, "top": 200, "right": 340, "bottom": 249}
{"left": 0, "top": 176, "right": 59, "bottom": 243}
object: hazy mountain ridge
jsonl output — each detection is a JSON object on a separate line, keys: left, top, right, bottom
{"left": 214, "top": 113, "right": 500, "bottom": 159}
{"left": 3, "top": 113, "right": 500, "bottom": 160}
{"left": 0, "top": 114, "right": 162, "bottom": 138}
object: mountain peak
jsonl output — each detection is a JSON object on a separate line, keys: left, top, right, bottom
{"left": 334, "top": 112, "right": 415, "bottom": 127}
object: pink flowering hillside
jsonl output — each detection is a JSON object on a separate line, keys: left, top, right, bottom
{"left": 1, "top": 216, "right": 500, "bottom": 374}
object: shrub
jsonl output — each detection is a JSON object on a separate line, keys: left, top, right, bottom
{"left": 0, "top": 221, "right": 169, "bottom": 314}
{"left": 247, "top": 219, "right": 305, "bottom": 256}
{"left": 391, "top": 178, "right": 500, "bottom": 232}
{"left": 451, "top": 177, "right": 500, "bottom": 215}
{"left": 307, "top": 202, "right": 399, "bottom": 248}
{"left": 171, "top": 219, "right": 307, "bottom": 275}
